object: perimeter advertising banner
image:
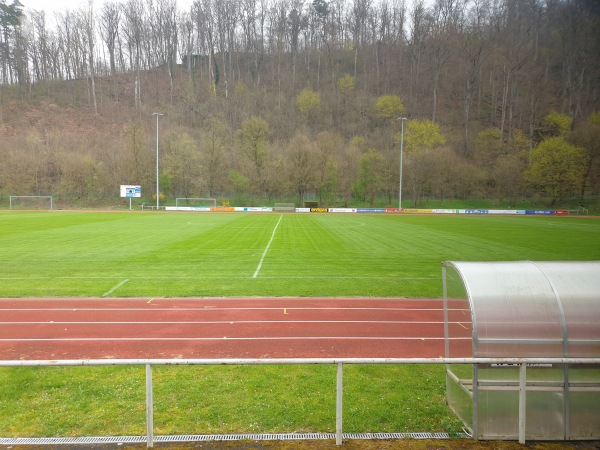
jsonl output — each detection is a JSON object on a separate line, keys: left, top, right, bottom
{"left": 329, "top": 208, "right": 357, "bottom": 213}
{"left": 235, "top": 207, "right": 273, "bottom": 212}
{"left": 357, "top": 208, "right": 386, "bottom": 213}
{"left": 164, "top": 205, "right": 569, "bottom": 215}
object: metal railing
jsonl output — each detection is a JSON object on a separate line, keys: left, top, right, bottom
{"left": 1, "top": 357, "right": 599, "bottom": 447}
{"left": 140, "top": 204, "right": 166, "bottom": 211}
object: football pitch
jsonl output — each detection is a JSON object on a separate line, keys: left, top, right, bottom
{"left": 1, "top": 211, "right": 598, "bottom": 298}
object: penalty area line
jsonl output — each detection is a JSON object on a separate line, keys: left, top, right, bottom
{"left": 102, "top": 279, "right": 129, "bottom": 297}
{"left": 253, "top": 214, "right": 283, "bottom": 279}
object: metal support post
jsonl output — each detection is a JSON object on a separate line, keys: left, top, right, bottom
{"left": 398, "top": 117, "right": 407, "bottom": 211}
{"left": 519, "top": 363, "right": 527, "bottom": 444}
{"left": 152, "top": 112, "right": 163, "bottom": 209}
{"left": 336, "top": 363, "right": 343, "bottom": 445}
{"left": 146, "top": 364, "right": 154, "bottom": 448}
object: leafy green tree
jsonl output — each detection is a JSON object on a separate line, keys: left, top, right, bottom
{"left": 0, "top": 0, "right": 22, "bottom": 27}
{"left": 312, "top": 0, "right": 329, "bottom": 18}
{"left": 570, "top": 112, "right": 600, "bottom": 196}
{"left": 349, "top": 135, "right": 369, "bottom": 153}
{"left": 399, "top": 119, "right": 446, "bottom": 207}
{"left": 0, "top": 0, "right": 23, "bottom": 85}
{"left": 296, "top": 88, "right": 321, "bottom": 119}
{"left": 337, "top": 74, "right": 355, "bottom": 96}
{"left": 374, "top": 95, "right": 405, "bottom": 122}
{"left": 539, "top": 111, "right": 572, "bottom": 139}
{"left": 401, "top": 118, "right": 446, "bottom": 153}
{"left": 525, "top": 137, "right": 588, "bottom": 204}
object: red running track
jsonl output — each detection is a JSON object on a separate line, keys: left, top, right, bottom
{"left": 0, "top": 297, "right": 472, "bottom": 360}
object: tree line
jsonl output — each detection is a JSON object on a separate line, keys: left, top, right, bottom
{"left": 0, "top": 0, "right": 599, "bottom": 208}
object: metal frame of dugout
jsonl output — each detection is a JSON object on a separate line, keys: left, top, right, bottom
{"left": 442, "top": 261, "right": 600, "bottom": 442}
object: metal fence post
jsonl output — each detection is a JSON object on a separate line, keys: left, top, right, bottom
{"left": 336, "top": 362, "right": 343, "bottom": 445}
{"left": 519, "top": 363, "right": 527, "bottom": 444}
{"left": 146, "top": 364, "right": 154, "bottom": 448}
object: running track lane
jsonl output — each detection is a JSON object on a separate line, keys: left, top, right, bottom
{"left": 0, "top": 298, "right": 472, "bottom": 360}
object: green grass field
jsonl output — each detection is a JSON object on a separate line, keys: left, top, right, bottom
{"left": 0, "top": 211, "right": 599, "bottom": 438}
{"left": 1, "top": 211, "right": 598, "bottom": 298}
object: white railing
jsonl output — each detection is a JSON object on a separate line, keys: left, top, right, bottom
{"left": 140, "top": 203, "right": 165, "bottom": 211}
{"left": 1, "top": 357, "right": 599, "bottom": 447}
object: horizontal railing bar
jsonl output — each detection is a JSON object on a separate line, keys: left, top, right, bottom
{"left": 1, "top": 357, "right": 599, "bottom": 367}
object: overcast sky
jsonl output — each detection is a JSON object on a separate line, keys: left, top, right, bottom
{"left": 19, "top": 0, "right": 427, "bottom": 16}
{"left": 19, "top": 0, "right": 194, "bottom": 16}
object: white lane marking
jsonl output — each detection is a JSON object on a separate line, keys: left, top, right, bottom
{"left": 253, "top": 214, "right": 283, "bottom": 278}
{"left": 102, "top": 279, "right": 129, "bottom": 297}
{"left": 0, "top": 320, "right": 468, "bottom": 325}
{"left": 1, "top": 336, "right": 470, "bottom": 342}
{"left": 0, "top": 307, "right": 469, "bottom": 312}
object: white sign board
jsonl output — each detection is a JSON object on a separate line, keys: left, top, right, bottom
{"left": 120, "top": 185, "right": 141, "bottom": 198}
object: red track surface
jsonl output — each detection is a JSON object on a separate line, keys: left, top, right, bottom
{"left": 0, "top": 297, "right": 472, "bottom": 360}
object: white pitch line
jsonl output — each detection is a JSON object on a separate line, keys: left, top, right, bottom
{"left": 102, "top": 279, "right": 129, "bottom": 297}
{"left": 0, "top": 276, "right": 437, "bottom": 280}
{"left": 253, "top": 214, "right": 283, "bottom": 278}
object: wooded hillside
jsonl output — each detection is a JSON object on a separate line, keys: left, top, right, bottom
{"left": 1, "top": 0, "right": 599, "bottom": 208}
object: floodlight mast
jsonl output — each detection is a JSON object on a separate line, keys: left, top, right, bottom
{"left": 398, "top": 117, "right": 407, "bottom": 211}
{"left": 152, "top": 113, "right": 164, "bottom": 209}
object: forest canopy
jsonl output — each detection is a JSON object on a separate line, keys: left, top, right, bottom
{"left": 0, "top": 0, "right": 599, "bottom": 209}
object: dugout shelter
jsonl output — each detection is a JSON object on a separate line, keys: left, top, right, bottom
{"left": 442, "top": 261, "right": 600, "bottom": 441}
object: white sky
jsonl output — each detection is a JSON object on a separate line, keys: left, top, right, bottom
{"left": 20, "top": 0, "right": 427, "bottom": 16}
{"left": 19, "top": 0, "right": 195, "bottom": 16}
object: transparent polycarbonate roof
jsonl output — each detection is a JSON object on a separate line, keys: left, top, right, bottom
{"left": 443, "top": 261, "right": 600, "bottom": 357}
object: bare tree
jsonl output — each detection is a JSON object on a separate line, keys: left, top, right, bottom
{"left": 122, "top": 0, "right": 145, "bottom": 110}
{"left": 81, "top": 1, "right": 98, "bottom": 115}
{"left": 192, "top": 0, "right": 217, "bottom": 91}
{"left": 408, "top": 0, "right": 429, "bottom": 115}
{"left": 427, "top": 0, "right": 465, "bottom": 123}
{"left": 286, "top": 132, "right": 318, "bottom": 205}
{"left": 99, "top": 2, "right": 121, "bottom": 76}
{"left": 201, "top": 116, "right": 232, "bottom": 197}
{"left": 239, "top": 0, "right": 267, "bottom": 86}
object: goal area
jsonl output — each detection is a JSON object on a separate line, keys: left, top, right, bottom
{"left": 10, "top": 196, "right": 54, "bottom": 210}
{"left": 273, "top": 202, "right": 295, "bottom": 212}
{"left": 175, "top": 198, "right": 217, "bottom": 209}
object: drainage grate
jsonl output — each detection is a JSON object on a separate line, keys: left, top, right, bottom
{"left": 0, "top": 432, "right": 465, "bottom": 446}
{"left": 0, "top": 436, "right": 146, "bottom": 445}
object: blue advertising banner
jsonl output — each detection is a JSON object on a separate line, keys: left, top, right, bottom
{"left": 525, "top": 210, "right": 555, "bottom": 215}
{"left": 357, "top": 208, "right": 386, "bottom": 213}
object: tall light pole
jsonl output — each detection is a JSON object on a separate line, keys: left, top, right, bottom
{"left": 152, "top": 112, "right": 164, "bottom": 209}
{"left": 398, "top": 117, "right": 407, "bottom": 211}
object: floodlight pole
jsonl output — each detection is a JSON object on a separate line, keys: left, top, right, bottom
{"left": 398, "top": 117, "right": 407, "bottom": 212}
{"left": 152, "top": 112, "right": 164, "bottom": 209}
